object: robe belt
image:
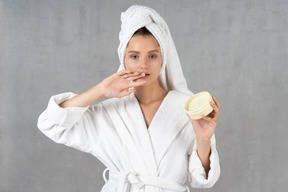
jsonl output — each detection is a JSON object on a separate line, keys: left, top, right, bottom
{"left": 103, "top": 168, "right": 190, "bottom": 192}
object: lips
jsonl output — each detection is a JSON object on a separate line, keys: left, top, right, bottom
{"left": 140, "top": 73, "right": 150, "bottom": 78}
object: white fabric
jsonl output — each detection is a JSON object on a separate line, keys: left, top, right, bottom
{"left": 103, "top": 168, "right": 190, "bottom": 192}
{"left": 117, "top": 5, "right": 192, "bottom": 96}
{"left": 37, "top": 90, "right": 220, "bottom": 191}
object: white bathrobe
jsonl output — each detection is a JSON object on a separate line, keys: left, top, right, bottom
{"left": 37, "top": 90, "right": 220, "bottom": 192}
{"left": 37, "top": 5, "right": 220, "bottom": 192}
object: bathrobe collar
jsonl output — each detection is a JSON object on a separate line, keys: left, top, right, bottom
{"left": 107, "top": 90, "right": 190, "bottom": 176}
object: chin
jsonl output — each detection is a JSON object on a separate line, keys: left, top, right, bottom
{"left": 142, "top": 78, "right": 159, "bottom": 87}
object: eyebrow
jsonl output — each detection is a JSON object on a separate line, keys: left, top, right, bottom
{"left": 128, "top": 50, "right": 159, "bottom": 53}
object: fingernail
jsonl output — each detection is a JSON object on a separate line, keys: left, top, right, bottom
{"left": 141, "top": 73, "right": 145, "bottom": 76}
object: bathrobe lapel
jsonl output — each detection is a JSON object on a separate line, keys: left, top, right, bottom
{"left": 129, "top": 90, "right": 190, "bottom": 170}
{"left": 125, "top": 93, "right": 159, "bottom": 176}
{"left": 107, "top": 95, "right": 158, "bottom": 176}
{"left": 107, "top": 90, "right": 189, "bottom": 177}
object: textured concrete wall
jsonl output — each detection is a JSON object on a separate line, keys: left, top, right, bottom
{"left": 1, "top": 0, "right": 287, "bottom": 191}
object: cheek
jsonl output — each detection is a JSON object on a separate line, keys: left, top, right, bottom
{"left": 123, "top": 56, "right": 131, "bottom": 69}
{"left": 152, "top": 59, "right": 163, "bottom": 70}
{"left": 124, "top": 57, "right": 137, "bottom": 70}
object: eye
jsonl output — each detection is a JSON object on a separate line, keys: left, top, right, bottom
{"left": 149, "top": 54, "right": 157, "bottom": 59}
{"left": 131, "top": 55, "right": 139, "bottom": 59}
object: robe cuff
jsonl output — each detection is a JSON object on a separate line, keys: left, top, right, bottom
{"left": 188, "top": 135, "right": 220, "bottom": 188}
{"left": 46, "top": 92, "right": 89, "bottom": 128}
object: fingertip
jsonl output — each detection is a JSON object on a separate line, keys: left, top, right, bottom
{"left": 213, "top": 96, "right": 219, "bottom": 103}
{"left": 125, "top": 90, "right": 135, "bottom": 97}
{"left": 212, "top": 96, "right": 216, "bottom": 102}
{"left": 128, "top": 89, "right": 136, "bottom": 93}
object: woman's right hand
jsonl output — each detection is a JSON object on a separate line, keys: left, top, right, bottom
{"left": 99, "top": 70, "right": 146, "bottom": 98}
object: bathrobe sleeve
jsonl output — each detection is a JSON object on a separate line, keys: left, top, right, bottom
{"left": 188, "top": 134, "right": 220, "bottom": 188}
{"left": 37, "top": 92, "right": 101, "bottom": 153}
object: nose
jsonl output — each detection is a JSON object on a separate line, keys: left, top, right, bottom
{"left": 141, "top": 65, "right": 147, "bottom": 70}
{"left": 140, "top": 60, "right": 148, "bottom": 70}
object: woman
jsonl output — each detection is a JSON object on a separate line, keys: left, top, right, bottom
{"left": 37, "top": 5, "right": 221, "bottom": 192}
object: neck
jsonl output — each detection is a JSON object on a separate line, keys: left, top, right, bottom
{"left": 134, "top": 81, "right": 168, "bottom": 105}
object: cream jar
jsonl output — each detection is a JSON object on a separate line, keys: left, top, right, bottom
{"left": 184, "top": 91, "right": 214, "bottom": 119}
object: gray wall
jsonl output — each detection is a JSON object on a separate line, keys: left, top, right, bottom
{"left": 1, "top": 0, "right": 287, "bottom": 191}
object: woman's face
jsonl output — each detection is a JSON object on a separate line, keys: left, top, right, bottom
{"left": 124, "top": 34, "right": 163, "bottom": 86}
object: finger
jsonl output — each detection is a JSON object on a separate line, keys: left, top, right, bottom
{"left": 125, "top": 74, "right": 145, "bottom": 82}
{"left": 202, "top": 114, "right": 217, "bottom": 128}
{"left": 186, "top": 113, "right": 192, "bottom": 121}
{"left": 186, "top": 113, "right": 199, "bottom": 127}
{"left": 207, "top": 110, "right": 216, "bottom": 119}
{"left": 212, "top": 96, "right": 220, "bottom": 110}
{"left": 122, "top": 72, "right": 142, "bottom": 79}
{"left": 210, "top": 101, "right": 219, "bottom": 118}
{"left": 201, "top": 114, "right": 215, "bottom": 124}
{"left": 210, "top": 101, "right": 219, "bottom": 113}
{"left": 128, "top": 80, "right": 147, "bottom": 88}
{"left": 119, "top": 88, "right": 135, "bottom": 97}
{"left": 210, "top": 98, "right": 220, "bottom": 119}
{"left": 117, "top": 70, "right": 133, "bottom": 76}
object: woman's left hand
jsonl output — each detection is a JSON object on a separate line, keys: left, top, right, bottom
{"left": 186, "top": 96, "right": 220, "bottom": 141}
